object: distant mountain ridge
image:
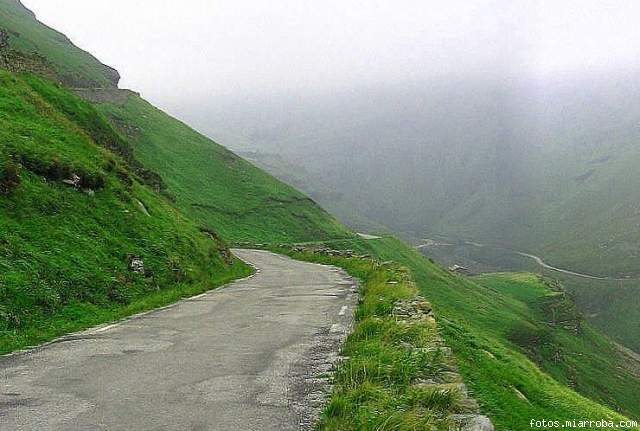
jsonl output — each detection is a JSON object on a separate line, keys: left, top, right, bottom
{"left": 195, "top": 75, "right": 640, "bottom": 277}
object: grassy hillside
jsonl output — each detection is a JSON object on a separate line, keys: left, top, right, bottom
{"left": 273, "top": 237, "right": 640, "bottom": 429}
{"left": 95, "top": 95, "right": 351, "bottom": 243}
{"left": 0, "top": 0, "right": 119, "bottom": 87}
{"left": 0, "top": 0, "right": 352, "bottom": 244}
{"left": 0, "top": 71, "right": 249, "bottom": 353}
{"left": 474, "top": 273, "right": 640, "bottom": 417}
{"left": 238, "top": 151, "right": 388, "bottom": 233}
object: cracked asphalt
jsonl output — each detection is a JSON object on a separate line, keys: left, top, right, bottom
{"left": 0, "top": 249, "right": 357, "bottom": 430}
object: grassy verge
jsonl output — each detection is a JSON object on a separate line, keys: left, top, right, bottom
{"left": 0, "top": 258, "right": 250, "bottom": 355}
{"left": 272, "top": 237, "right": 639, "bottom": 430}
{"left": 272, "top": 245, "right": 476, "bottom": 431}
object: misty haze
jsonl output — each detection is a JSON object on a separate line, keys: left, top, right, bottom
{"left": 1, "top": 0, "right": 640, "bottom": 429}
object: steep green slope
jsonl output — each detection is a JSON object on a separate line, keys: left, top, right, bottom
{"left": 0, "top": 0, "right": 118, "bottom": 87}
{"left": 0, "top": 0, "right": 351, "bottom": 244}
{"left": 473, "top": 273, "right": 640, "bottom": 417}
{"left": 0, "top": 71, "right": 248, "bottom": 353}
{"left": 95, "top": 95, "right": 351, "bottom": 243}
{"left": 238, "top": 151, "right": 388, "bottom": 233}
{"left": 276, "top": 237, "right": 640, "bottom": 429}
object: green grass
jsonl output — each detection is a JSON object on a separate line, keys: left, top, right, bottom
{"left": 474, "top": 273, "right": 640, "bottom": 417}
{"left": 272, "top": 246, "right": 468, "bottom": 430}
{"left": 95, "top": 95, "right": 352, "bottom": 243}
{"left": 0, "top": 0, "right": 119, "bottom": 88}
{"left": 0, "top": 70, "right": 250, "bottom": 353}
{"left": 274, "top": 237, "right": 640, "bottom": 430}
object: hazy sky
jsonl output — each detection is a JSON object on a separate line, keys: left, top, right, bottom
{"left": 21, "top": 0, "right": 640, "bottom": 111}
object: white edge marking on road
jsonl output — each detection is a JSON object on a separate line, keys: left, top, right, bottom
{"left": 338, "top": 305, "right": 348, "bottom": 316}
{"left": 91, "top": 323, "right": 120, "bottom": 334}
{"left": 330, "top": 323, "right": 343, "bottom": 333}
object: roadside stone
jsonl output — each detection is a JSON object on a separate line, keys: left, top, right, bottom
{"left": 129, "top": 256, "right": 145, "bottom": 274}
{"left": 62, "top": 173, "right": 81, "bottom": 188}
{"left": 391, "top": 296, "right": 433, "bottom": 320}
{"left": 438, "top": 371, "right": 463, "bottom": 383}
{"left": 449, "top": 414, "right": 495, "bottom": 431}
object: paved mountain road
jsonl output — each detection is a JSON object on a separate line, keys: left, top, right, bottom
{"left": 0, "top": 250, "right": 357, "bottom": 431}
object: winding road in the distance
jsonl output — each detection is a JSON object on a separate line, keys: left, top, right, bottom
{"left": 420, "top": 239, "right": 637, "bottom": 281}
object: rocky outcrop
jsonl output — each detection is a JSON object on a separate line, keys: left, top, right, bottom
{"left": 72, "top": 88, "right": 138, "bottom": 105}
{"left": 128, "top": 256, "right": 145, "bottom": 275}
{"left": 392, "top": 297, "right": 434, "bottom": 320}
{"left": 0, "top": 28, "right": 58, "bottom": 81}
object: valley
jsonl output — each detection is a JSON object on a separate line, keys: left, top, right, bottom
{"left": 417, "top": 237, "right": 640, "bottom": 353}
{"left": 1, "top": 0, "right": 639, "bottom": 429}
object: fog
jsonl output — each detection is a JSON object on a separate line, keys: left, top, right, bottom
{"left": 21, "top": 1, "right": 640, "bottom": 113}
{"left": 13, "top": 0, "right": 640, "bottom": 402}
{"left": 20, "top": 0, "right": 640, "bottom": 262}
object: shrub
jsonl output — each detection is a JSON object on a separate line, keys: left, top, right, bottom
{"left": 77, "top": 168, "right": 105, "bottom": 190}
{"left": 16, "top": 152, "right": 105, "bottom": 190}
{"left": 508, "top": 322, "right": 552, "bottom": 349}
{"left": 0, "top": 157, "right": 21, "bottom": 195}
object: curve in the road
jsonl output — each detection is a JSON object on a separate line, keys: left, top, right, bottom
{"left": 0, "top": 249, "right": 357, "bottom": 431}
{"left": 513, "top": 251, "right": 614, "bottom": 280}
{"left": 419, "top": 239, "right": 637, "bottom": 281}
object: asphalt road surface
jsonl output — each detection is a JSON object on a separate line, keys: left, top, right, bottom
{"left": 0, "top": 250, "right": 357, "bottom": 431}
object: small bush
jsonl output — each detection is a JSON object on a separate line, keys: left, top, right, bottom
{"left": 77, "top": 169, "right": 105, "bottom": 190}
{"left": 508, "top": 322, "right": 552, "bottom": 349}
{"left": 136, "top": 167, "right": 165, "bottom": 192}
{"left": 0, "top": 157, "right": 21, "bottom": 195}
{"left": 16, "top": 152, "right": 105, "bottom": 190}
